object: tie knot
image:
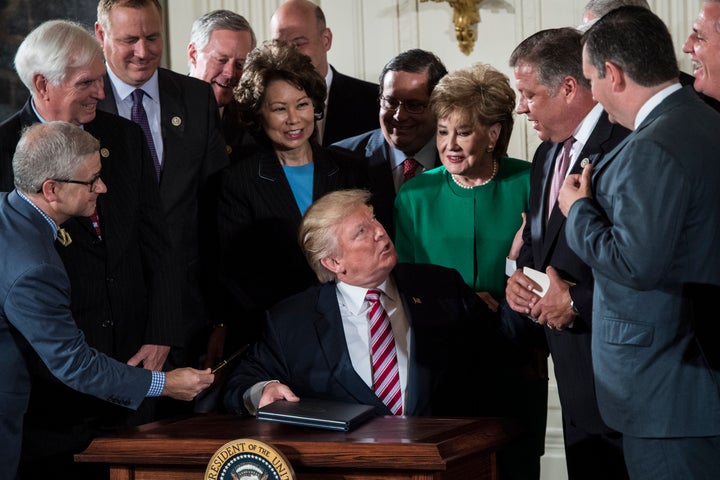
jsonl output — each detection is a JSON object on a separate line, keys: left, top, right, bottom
{"left": 131, "top": 88, "right": 145, "bottom": 105}
{"left": 366, "top": 288, "right": 382, "bottom": 302}
{"left": 402, "top": 157, "right": 420, "bottom": 180}
{"left": 562, "top": 136, "right": 576, "bottom": 152}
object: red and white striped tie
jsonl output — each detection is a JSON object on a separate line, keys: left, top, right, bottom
{"left": 365, "top": 289, "right": 403, "bottom": 415}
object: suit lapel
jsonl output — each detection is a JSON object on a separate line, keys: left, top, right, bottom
{"left": 314, "top": 284, "right": 388, "bottom": 411}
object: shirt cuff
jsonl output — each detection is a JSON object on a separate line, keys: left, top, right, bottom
{"left": 244, "top": 380, "right": 279, "bottom": 415}
{"left": 147, "top": 371, "right": 165, "bottom": 397}
{"left": 505, "top": 257, "right": 517, "bottom": 277}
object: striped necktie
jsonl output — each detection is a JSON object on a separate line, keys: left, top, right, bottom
{"left": 365, "top": 288, "right": 403, "bottom": 415}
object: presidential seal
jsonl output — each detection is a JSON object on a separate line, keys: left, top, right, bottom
{"left": 204, "top": 438, "right": 295, "bottom": 480}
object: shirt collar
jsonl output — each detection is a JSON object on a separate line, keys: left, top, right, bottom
{"left": 336, "top": 276, "right": 398, "bottom": 316}
{"left": 16, "top": 190, "right": 59, "bottom": 240}
{"left": 573, "top": 102, "right": 604, "bottom": 145}
{"left": 389, "top": 137, "right": 437, "bottom": 171}
{"left": 107, "top": 66, "right": 160, "bottom": 103}
{"left": 635, "top": 83, "right": 682, "bottom": 129}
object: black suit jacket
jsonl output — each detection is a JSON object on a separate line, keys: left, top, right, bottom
{"left": 98, "top": 68, "right": 230, "bottom": 350}
{"left": 501, "top": 111, "right": 631, "bottom": 433}
{"left": 216, "top": 139, "right": 369, "bottom": 343}
{"left": 322, "top": 66, "right": 380, "bottom": 147}
{"left": 221, "top": 99, "right": 256, "bottom": 164}
{"left": 222, "top": 263, "right": 511, "bottom": 417}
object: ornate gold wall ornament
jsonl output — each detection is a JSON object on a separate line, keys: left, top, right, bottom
{"left": 420, "top": 0, "right": 482, "bottom": 55}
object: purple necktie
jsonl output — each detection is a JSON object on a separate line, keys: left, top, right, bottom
{"left": 547, "top": 136, "right": 575, "bottom": 221}
{"left": 130, "top": 89, "right": 161, "bottom": 181}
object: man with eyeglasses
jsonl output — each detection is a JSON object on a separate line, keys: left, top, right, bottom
{"left": 332, "top": 49, "right": 447, "bottom": 238}
{"left": 0, "top": 20, "right": 180, "bottom": 480}
{"left": 0, "top": 120, "right": 213, "bottom": 480}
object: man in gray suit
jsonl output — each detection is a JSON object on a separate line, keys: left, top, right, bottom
{"left": 0, "top": 121, "right": 212, "bottom": 480}
{"left": 559, "top": 7, "right": 720, "bottom": 479}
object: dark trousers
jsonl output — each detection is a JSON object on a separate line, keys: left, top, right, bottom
{"left": 623, "top": 434, "right": 720, "bottom": 480}
{"left": 563, "top": 418, "right": 628, "bottom": 480}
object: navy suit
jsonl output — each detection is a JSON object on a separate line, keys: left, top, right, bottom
{"left": 322, "top": 66, "right": 379, "bottom": 147}
{"left": 223, "top": 263, "right": 511, "bottom": 418}
{"left": 502, "top": 110, "right": 631, "bottom": 479}
{"left": 566, "top": 86, "right": 720, "bottom": 477}
{"left": 331, "top": 129, "right": 440, "bottom": 238}
{"left": 0, "top": 191, "right": 151, "bottom": 480}
{"left": 98, "top": 68, "right": 229, "bottom": 368}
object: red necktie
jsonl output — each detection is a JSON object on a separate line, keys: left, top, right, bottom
{"left": 366, "top": 289, "right": 403, "bottom": 415}
{"left": 90, "top": 209, "right": 102, "bottom": 239}
{"left": 547, "top": 136, "right": 575, "bottom": 221}
{"left": 402, "top": 157, "right": 420, "bottom": 182}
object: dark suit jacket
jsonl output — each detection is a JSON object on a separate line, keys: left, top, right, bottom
{"left": 0, "top": 191, "right": 151, "bottom": 480}
{"left": 221, "top": 99, "right": 256, "bottom": 164}
{"left": 501, "top": 110, "right": 631, "bottom": 434}
{"left": 98, "top": 68, "right": 230, "bottom": 354}
{"left": 330, "top": 129, "right": 440, "bottom": 239}
{"left": 322, "top": 66, "right": 379, "bottom": 147}
{"left": 566, "top": 87, "right": 720, "bottom": 437}
{"left": 216, "top": 139, "right": 369, "bottom": 343}
{"left": 222, "top": 263, "right": 511, "bottom": 417}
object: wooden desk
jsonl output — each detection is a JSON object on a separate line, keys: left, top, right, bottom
{"left": 76, "top": 414, "right": 518, "bottom": 480}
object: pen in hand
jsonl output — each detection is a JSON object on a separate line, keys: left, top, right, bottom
{"left": 211, "top": 344, "right": 250, "bottom": 374}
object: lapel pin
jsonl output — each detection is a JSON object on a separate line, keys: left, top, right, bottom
{"left": 412, "top": 297, "right": 422, "bottom": 304}
{"left": 580, "top": 157, "right": 590, "bottom": 168}
{"left": 171, "top": 116, "right": 182, "bottom": 127}
{"left": 226, "top": 145, "right": 233, "bottom": 155}
{"left": 100, "top": 148, "right": 110, "bottom": 158}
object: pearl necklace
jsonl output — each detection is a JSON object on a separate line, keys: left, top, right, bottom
{"left": 451, "top": 159, "right": 498, "bottom": 189}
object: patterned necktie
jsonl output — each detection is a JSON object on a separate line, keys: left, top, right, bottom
{"left": 90, "top": 209, "right": 102, "bottom": 239}
{"left": 547, "top": 136, "right": 575, "bottom": 221}
{"left": 130, "top": 89, "right": 161, "bottom": 181}
{"left": 365, "top": 289, "right": 403, "bottom": 415}
{"left": 402, "top": 157, "right": 421, "bottom": 182}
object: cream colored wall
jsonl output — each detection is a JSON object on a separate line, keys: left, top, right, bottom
{"left": 166, "top": 2, "right": 703, "bottom": 479}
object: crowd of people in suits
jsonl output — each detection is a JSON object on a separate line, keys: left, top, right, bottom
{"left": 1, "top": 0, "right": 719, "bottom": 480}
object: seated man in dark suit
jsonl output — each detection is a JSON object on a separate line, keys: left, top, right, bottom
{"left": 223, "top": 189, "right": 518, "bottom": 419}
{"left": 270, "top": 0, "right": 379, "bottom": 146}
{"left": 330, "top": 49, "right": 446, "bottom": 238}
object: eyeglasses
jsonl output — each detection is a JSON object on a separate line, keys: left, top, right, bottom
{"left": 379, "top": 95, "right": 428, "bottom": 114}
{"left": 52, "top": 173, "right": 103, "bottom": 193}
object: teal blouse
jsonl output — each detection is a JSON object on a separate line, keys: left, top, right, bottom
{"left": 393, "top": 157, "right": 530, "bottom": 300}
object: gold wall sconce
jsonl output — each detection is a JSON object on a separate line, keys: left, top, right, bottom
{"left": 420, "top": 0, "right": 482, "bottom": 55}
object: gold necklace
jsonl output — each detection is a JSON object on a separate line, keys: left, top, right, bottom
{"left": 451, "top": 159, "right": 498, "bottom": 189}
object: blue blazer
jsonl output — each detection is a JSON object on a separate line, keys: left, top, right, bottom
{"left": 566, "top": 86, "right": 720, "bottom": 437}
{"left": 502, "top": 111, "right": 630, "bottom": 434}
{"left": 222, "top": 263, "right": 512, "bottom": 418}
{"left": 0, "top": 191, "right": 150, "bottom": 480}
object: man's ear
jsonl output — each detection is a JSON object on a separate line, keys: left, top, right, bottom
{"left": 94, "top": 22, "right": 105, "bottom": 46}
{"left": 40, "top": 179, "right": 59, "bottom": 202}
{"left": 187, "top": 43, "right": 198, "bottom": 70}
{"left": 320, "top": 256, "right": 342, "bottom": 275}
{"left": 32, "top": 73, "right": 49, "bottom": 99}
{"left": 605, "top": 61, "right": 625, "bottom": 92}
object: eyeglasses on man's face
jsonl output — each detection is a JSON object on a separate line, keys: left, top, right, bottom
{"left": 52, "top": 173, "right": 103, "bottom": 193}
{"left": 379, "top": 95, "right": 428, "bottom": 114}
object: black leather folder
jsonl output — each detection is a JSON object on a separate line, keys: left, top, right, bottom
{"left": 256, "top": 398, "right": 376, "bottom": 431}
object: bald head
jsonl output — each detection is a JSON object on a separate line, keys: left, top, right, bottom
{"left": 270, "top": 0, "right": 332, "bottom": 77}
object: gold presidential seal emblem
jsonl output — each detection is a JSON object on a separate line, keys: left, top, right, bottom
{"left": 204, "top": 438, "right": 295, "bottom": 480}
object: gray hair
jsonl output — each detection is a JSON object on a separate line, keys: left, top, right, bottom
{"left": 14, "top": 20, "right": 102, "bottom": 94}
{"left": 188, "top": 9, "right": 257, "bottom": 69}
{"left": 299, "top": 189, "right": 373, "bottom": 283}
{"left": 583, "top": 0, "right": 650, "bottom": 18}
{"left": 13, "top": 121, "right": 100, "bottom": 194}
